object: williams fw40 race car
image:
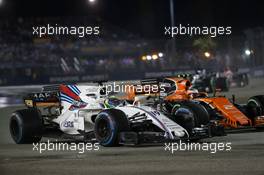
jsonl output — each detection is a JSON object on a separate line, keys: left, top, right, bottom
{"left": 9, "top": 84, "right": 221, "bottom": 147}
{"left": 137, "top": 77, "right": 264, "bottom": 132}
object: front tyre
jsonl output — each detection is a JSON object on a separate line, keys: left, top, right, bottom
{"left": 10, "top": 109, "right": 43, "bottom": 144}
{"left": 94, "top": 109, "right": 129, "bottom": 147}
{"left": 247, "top": 95, "right": 264, "bottom": 118}
{"left": 171, "top": 101, "right": 210, "bottom": 133}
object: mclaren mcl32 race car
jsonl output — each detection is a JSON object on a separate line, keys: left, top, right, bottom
{"left": 132, "top": 77, "right": 264, "bottom": 132}
{"left": 9, "top": 84, "right": 223, "bottom": 147}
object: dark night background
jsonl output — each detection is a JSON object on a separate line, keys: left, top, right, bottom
{"left": 1, "top": 0, "right": 264, "bottom": 38}
{"left": 0, "top": 0, "right": 264, "bottom": 86}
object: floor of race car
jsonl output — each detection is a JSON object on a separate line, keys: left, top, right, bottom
{"left": 1, "top": 78, "right": 264, "bottom": 175}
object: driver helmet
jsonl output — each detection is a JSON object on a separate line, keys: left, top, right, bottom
{"left": 104, "top": 96, "right": 123, "bottom": 108}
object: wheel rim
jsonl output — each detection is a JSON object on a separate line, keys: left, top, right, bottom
{"left": 97, "top": 118, "right": 111, "bottom": 139}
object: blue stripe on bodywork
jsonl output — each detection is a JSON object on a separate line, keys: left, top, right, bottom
{"left": 60, "top": 93, "right": 74, "bottom": 102}
{"left": 72, "top": 85, "right": 81, "bottom": 94}
{"left": 60, "top": 97, "right": 73, "bottom": 104}
{"left": 67, "top": 85, "right": 79, "bottom": 96}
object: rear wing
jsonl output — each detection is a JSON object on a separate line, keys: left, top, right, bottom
{"left": 24, "top": 85, "right": 61, "bottom": 108}
{"left": 141, "top": 74, "right": 192, "bottom": 85}
{"left": 42, "top": 84, "right": 61, "bottom": 92}
{"left": 138, "top": 74, "right": 192, "bottom": 94}
{"left": 140, "top": 78, "right": 161, "bottom": 86}
{"left": 132, "top": 78, "right": 161, "bottom": 95}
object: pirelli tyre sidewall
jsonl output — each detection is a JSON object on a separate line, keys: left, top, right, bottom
{"left": 10, "top": 108, "right": 43, "bottom": 144}
{"left": 94, "top": 109, "right": 129, "bottom": 147}
{"left": 171, "top": 101, "right": 210, "bottom": 133}
{"left": 247, "top": 95, "right": 264, "bottom": 117}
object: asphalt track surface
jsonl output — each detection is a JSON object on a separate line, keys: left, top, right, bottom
{"left": 1, "top": 79, "right": 264, "bottom": 175}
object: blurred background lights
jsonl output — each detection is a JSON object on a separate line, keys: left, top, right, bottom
{"left": 152, "top": 54, "right": 158, "bottom": 60}
{"left": 146, "top": 55, "right": 152, "bottom": 60}
{"left": 141, "top": 52, "right": 164, "bottom": 61}
{"left": 245, "top": 49, "right": 251, "bottom": 56}
{"left": 204, "top": 51, "right": 211, "bottom": 58}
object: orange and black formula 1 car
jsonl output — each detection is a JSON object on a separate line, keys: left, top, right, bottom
{"left": 124, "top": 77, "right": 264, "bottom": 132}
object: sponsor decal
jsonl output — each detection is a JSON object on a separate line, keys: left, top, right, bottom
{"left": 62, "top": 121, "right": 74, "bottom": 128}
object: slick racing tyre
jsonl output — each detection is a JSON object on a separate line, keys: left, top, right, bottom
{"left": 247, "top": 95, "right": 264, "bottom": 117}
{"left": 171, "top": 101, "right": 210, "bottom": 133}
{"left": 10, "top": 109, "right": 43, "bottom": 144}
{"left": 94, "top": 109, "right": 129, "bottom": 147}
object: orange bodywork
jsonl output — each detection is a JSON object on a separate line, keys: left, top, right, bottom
{"left": 197, "top": 97, "right": 252, "bottom": 128}
{"left": 126, "top": 77, "right": 263, "bottom": 128}
{"left": 254, "top": 116, "right": 264, "bottom": 126}
{"left": 160, "top": 77, "right": 253, "bottom": 128}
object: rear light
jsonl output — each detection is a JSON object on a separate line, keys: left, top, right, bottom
{"left": 24, "top": 100, "right": 33, "bottom": 107}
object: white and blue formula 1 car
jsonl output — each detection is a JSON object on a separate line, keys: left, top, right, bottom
{"left": 9, "top": 84, "right": 220, "bottom": 146}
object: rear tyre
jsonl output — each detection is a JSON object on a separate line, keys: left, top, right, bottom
{"left": 10, "top": 109, "right": 43, "bottom": 144}
{"left": 171, "top": 101, "right": 210, "bottom": 133}
{"left": 94, "top": 109, "right": 129, "bottom": 147}
{"left": 247, "top": 95, "right": 264, "bottom": 117}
